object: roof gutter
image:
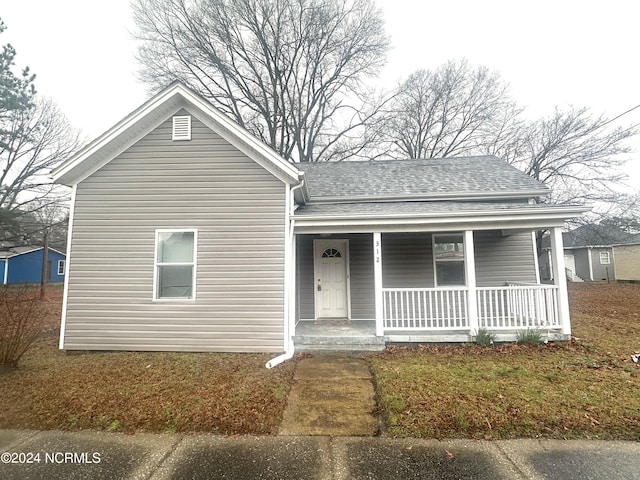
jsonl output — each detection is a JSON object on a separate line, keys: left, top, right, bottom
{"left": 292, "top": 206, "right": 591, "bottom": 234}
{"left": 292, "top": 173, "right": 309, "bottom": 205}
{"left": 293, "top": 205, "right": 590, "bottom": 223}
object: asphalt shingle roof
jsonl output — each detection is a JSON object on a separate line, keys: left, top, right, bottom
{"left": 295, "top": 201, "right": 555, "bottom": 218}
{"left": 297, "top": 156, "right": 548, "bottom": 201}
{"left": 542, "top": 224, "right": 640, "bottom": 248}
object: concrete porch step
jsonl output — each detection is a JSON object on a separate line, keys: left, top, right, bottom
{"left": 293, "top": 335, "right": 386, "bottom": 352}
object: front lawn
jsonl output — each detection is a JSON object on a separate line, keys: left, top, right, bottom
{"left": 0, "top": 336, "right": 296, "bottom": 434}
{"left": 0, "top": 286, "right": 296, "bottom": 434}
{"left": 370, "top": 283, "right": 640, "bottom": 440}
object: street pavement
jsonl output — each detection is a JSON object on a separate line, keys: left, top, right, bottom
{"left": 1, "top": 429, "right": 639, "bottom": 480}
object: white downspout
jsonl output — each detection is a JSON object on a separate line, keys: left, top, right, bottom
{"left": 265, "top": 340, "right": 296, "bottom": 369}
{"left": 266, "top": 178, "right": 305, "bottom": 369}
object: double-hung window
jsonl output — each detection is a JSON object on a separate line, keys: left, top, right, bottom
{"left": 154, "top": 229, "right": 197, "bottom": 300}
{"left": 433, "top": 234, "right": 465, "bottom": 286}
{"left": 599, "top": 251, "right": 611, "bottom": 265}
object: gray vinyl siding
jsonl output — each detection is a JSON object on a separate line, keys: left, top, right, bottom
{"left": 474, "top": 231, "right": 538, "bottom": 286}
{"left": 381, "top": 231, "right": 537, "bottom": 287}
{"left": 349, "top": 235, "right": 375, "bottom": 319}
{"left": 296, "top": 234, "right": 374, "bottom": 320}
{"left": 296, "top": 236, "right": 314, "bottom": 320}
{"left": 574, "top": 248, "right": 592, "bottom": 281}
{"left": 381, "top": 233, "right": 433, "bottom": 288}
{"left": 590, "top": 248, "right": 614, "bottom": 281}
{"left": 64, "top": 113, "right": 287, "bottom": 352}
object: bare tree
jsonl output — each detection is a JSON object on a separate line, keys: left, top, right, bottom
{"left": 511, "top": 106, "right": 638, "bottom": 206}
{"left": 0, "top": 96, "right": 81, "bottom": 211}
{"left": 588, "top": 191, "right": 640, "bottom": 233}
{"left": 18, "top": 198, "right": 68, "bottom": 299}
{"left": 132, "top": 0, "right": 389, "bottom": 162}
{"left": 382, "top": 59, "right": 519, "bottom": 159}
{"left": 384, "top": 59, "right": 638, "bottom": 208}
{"left": 510, "top": 107, "right": 639, "bottom": 255}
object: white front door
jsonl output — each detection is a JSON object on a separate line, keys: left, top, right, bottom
{"left": 314, "top": 239, "right": 350, "bottom": 319}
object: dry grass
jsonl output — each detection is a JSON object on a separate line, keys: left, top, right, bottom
{"left": 2, "top": 283, "right": 639, "bottom": 438}
{"left": 569, "top": 282, "right": 640, "bottom": 357}
{"left": 0, "top": 286, "right": 297, "bottom": 434}
{"left": 371, "top": 283, "right": 640, "bottom": 440}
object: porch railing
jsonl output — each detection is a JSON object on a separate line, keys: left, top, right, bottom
{"left": 382, "top": 288, "right": 469, "bottom": 330}
{"left": 477, "top": 285, "right": 560, "bottom": 329}
{"left": 382, "top": 285, "right": 559, "bottom": 331}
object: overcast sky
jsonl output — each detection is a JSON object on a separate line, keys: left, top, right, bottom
{"left": 2, "top": 0, "right": 639, "bottom": 186}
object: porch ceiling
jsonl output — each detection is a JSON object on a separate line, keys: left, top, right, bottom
{"left": 292, "top": 201, "right": 589, "bottom": 234}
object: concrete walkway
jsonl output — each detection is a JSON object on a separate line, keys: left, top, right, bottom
{"left": 279, "top": 354, "right": 378, "bottom": 436}
{"left": 2, "top": 430, "right": 640, "bottom": 479}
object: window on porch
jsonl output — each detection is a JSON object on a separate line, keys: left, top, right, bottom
{"left": 433, "top": 234, "right": 465, "bottom": 286}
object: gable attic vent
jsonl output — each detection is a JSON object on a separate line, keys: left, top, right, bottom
{"left": 172, "top": 115, "right": 192, "bottom": 141}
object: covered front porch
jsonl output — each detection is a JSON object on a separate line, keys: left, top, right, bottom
{"left": 290, "top": 225, "right": 572, "bottom": 350}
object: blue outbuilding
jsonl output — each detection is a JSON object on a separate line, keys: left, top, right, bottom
{"left": 0, "top": 246, "right": 66, "bottom": 284}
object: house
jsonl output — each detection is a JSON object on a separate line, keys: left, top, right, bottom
{"left": 613, "top": 243, "right": 640, "bottom": 281}
{"left": 51, "top": 83, "right": 587, "bottom": 357}
{"left": 0, "top": 246, "right": 66, "bottom": 285}
{"left": 539, "top": 224, "right": 640, "bottom": 282}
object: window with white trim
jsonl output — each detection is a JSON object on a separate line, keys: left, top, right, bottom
{"left": 433, "top": 234, "right": 465, "bottom": 286}
{"left": 599, "top": 251, "right": 611, "bottom": 265}
{"left": 154, "top": 229, "right": 197, "bottom": 300}
{"left": 57, "top": 260, "right": 65, "bottom": 275}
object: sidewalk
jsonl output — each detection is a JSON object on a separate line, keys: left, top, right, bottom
{"left": 1, "top": 430, "right": 639, "bottom": 479}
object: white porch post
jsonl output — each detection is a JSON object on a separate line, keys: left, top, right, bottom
{"left": 373, "top": 232, "right": 384, "bottom": 336}
{"left": 587, "top": 247, "right": 594, "bottom": 281}
{"left": 550, "top": 226, "right": 571, "bottom": 335}
{"left": 464, "top": 230, "right": 478, "bottom": 333}
{"left": 289, "top": 232, "right": 297, "bottom": 340}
